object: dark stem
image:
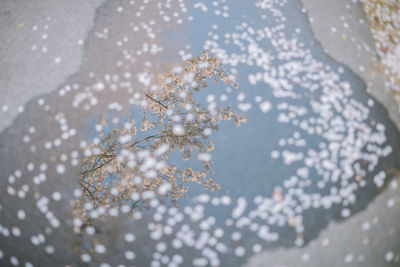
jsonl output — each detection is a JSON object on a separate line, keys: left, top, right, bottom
{"left": 145, "top": 94, "right": 167, "bottom": 109}
{"left": 80, "top": 182, "right": 96, "bottom": 200}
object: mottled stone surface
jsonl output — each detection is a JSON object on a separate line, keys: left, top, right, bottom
{"left": 0, "top": 0, "right": 106, "bottom": 132}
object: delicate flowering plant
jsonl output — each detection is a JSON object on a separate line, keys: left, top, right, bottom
{"left": 73, "top": 52, "right": 247, "bottom": 224}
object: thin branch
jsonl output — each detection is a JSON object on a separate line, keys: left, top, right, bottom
{"left": 145, "top": 94, "right": 168, "bottom": 109}
{"left": 127, "top": 134, "right": 163, "bottom": 149}
{"left": 81, "top": 157, "right": 115, "bottom": 175}
{"left": 131, "top": 201, "right": 139, "bottom": 209}
{"left": 80, "top": 182, "right": 96, "bottom": 200}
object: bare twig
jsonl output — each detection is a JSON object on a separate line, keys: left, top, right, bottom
{"left": 145, "top": 94, "right": 167, "bottom": 109}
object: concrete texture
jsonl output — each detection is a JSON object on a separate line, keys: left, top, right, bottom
{"left": 246, "top": 1, "right": 400, "bottom": 266}
{"left": 0, "top": 0, "right": 106, "bottom": 132}
{"left": 0, "top": 0, "right": 399, "bottom": 266}
{"left": 299, "top": 0, "right": 400, "bottom": 131}
{"left": 246, "top": 178, "right": 400, "bottom": 267}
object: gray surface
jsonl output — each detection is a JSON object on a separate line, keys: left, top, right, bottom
{"left": 246, "top": 1, "right": 400, "bottom": 266}
{"left": 246, "top": 178, "right": 400, "bottom": 267}
{"left": 0, "top": 0, "right": 106, "bottom": 132}
{"left": 0, "top": 0, "right": 399, "bottom": 266}
{"left": 299, "top": 0, "right": 400, "bottom": 130}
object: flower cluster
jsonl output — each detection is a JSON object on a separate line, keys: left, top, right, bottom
{"left": 361, "top": 0, "right": 400, "bottom": 108}
{"left": 74, "top": 52, "right": 246, "bottom": 224}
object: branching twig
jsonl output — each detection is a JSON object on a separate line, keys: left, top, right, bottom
{"left": 145, "top": 94, "right": 167, "bottom": 109}
{"left": 80, "top": 182, "right": 96, "bottom": 200}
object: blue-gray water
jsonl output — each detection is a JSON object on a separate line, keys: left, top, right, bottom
{"left": 0, "top": 0, "right": 399, "bottom": 266}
